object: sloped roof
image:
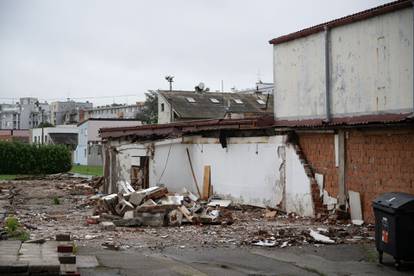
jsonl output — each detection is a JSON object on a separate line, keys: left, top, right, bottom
{"left": 159, "top": 90, "right": 273, "bottom": 119}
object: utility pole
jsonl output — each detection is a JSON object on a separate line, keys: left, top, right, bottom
{"left": 35, "top": 101, "right": 44, "bottom": 145}
{"left": 165, "top": 75, "right": 174, "bottom": 91}
{"left": 41, "top": 109, "right": 44, "bottom": 145}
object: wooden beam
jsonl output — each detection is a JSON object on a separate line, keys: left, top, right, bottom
{"left": 202, "top": 165, "right": 211, "bottom": 200}
{"left": 185, "top": 148, "right": 202, "bottom": 198}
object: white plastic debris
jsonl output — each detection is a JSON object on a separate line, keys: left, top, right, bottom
{"left": 309, "top": 229, "right": 335, "bottom": 244}
{"left": 280, "top": 241, "right": 288, "bottom": 248}
{"left": 352, "top": 219, "right": 364, "bottom": 226}
{"left": 207, "top": 199, "right": 232, "bottom": 207}
{"left": 252, "top": 240, "right": 276, "bottom": 247}
{"left": 317, "top": 227, "right": 329, "bottom": 233}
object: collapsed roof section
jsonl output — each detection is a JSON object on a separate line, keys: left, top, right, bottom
{"left": 100, "top": 116, "right": 276, "bottom": 142}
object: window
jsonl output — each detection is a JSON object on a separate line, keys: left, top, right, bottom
{"left": 84, "top": 149, "right": 87, "bottom": 157}
{"left": 234, "top": 99, "right": 243, "bottom": 104}
{"left": 34, "top": 136, "right": 37, "bottom": 143}
{"left": 210, "top": 98, "right": 220, "bottom": 103}
{"left": 256, "top": 99, "right": 266, "bottom": 105}
{"left": 161, "top": 103, "right": 165, "bottom": 112}
{"left": 186, "top": 97, "right": 196, "bottom": 103}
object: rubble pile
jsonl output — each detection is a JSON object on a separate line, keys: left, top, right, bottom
{"left": 91, "top": 186, "right": 234, "bottom": 228}
{"left": 247, "top": 222, "right": 374, "bottom": 248}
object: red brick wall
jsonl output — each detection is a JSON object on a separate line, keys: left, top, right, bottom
{"left": 346, "top": 128, "right": 414, "bottom": 222}
{"left": 298, "top": 133, "right": 339, "bottom": 197}
{"left": 298, "top": 128, "right": 414, "bottom": 223}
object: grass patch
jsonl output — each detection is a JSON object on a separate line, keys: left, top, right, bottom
{"left": 53, "top": 196, "right": 60, "bottom": 205}
{"left": 70, "top": 165, "right": 103, "bottom": 176}
{"left": 5, "top": 216, "right": 30, "bottom": 241}
{"left": 362, "top": 244, "right": 378, "bottom": 263}
{"left": 0, "top": 175, "right": 17, "bottom": 180}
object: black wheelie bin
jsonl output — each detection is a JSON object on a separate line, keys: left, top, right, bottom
{"left": 372, "top": 192, "right": 414, "bottom": 269}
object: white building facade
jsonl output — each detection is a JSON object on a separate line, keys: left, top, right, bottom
{"left": 272, "top": 3, "right": 413, "bottom": 120}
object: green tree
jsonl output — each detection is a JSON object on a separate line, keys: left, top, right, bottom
{"left": 135, "top": 90, "right": 158, "bottom": 124}
{"left": 37, "top": 122, "right": 54, "bottom": 128}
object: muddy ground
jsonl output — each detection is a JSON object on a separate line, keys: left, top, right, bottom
{"left": 0, "top": 175, "right": 374, "bottom": 251}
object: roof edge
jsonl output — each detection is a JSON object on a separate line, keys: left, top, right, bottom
{"left": 269, "top": 0, "right": 412, "bottom": 45}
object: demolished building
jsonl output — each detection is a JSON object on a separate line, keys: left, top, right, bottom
{"left": 100, "top": 117, "right": 321, "bottom": 217}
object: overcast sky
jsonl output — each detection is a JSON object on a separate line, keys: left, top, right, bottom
{"left": 0, "top": 0, "right": 390, "bottom": 106}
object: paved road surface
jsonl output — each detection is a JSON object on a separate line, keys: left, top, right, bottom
{"left": 78, "top": 243, "right": 414, "bottom": 276}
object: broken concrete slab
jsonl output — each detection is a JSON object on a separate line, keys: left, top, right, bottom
{"left": 123, "top": 210, "right": 134, "bottom": 219}
{"left": 207, "top": 199, "right": 232, "bottom": 207}
{"left": 141, "top": 199, "right": 157, "bottom": 206}
{"left": 160, "top": 195, "right": 183, "bottom": 206}
{"left": 136, "top": 212, "right": 165, "bottom": 227}
{"left": 115, "top": 199, "right": 134, "bottom": 216}
{"left": 348, "top": 190, "right": 363, "bottom": 225}
{"left": 100, "top": 221, "right": 116, "bottom": 231}
{"left": 129, "top": 192, "right": 145, "bottom": 206}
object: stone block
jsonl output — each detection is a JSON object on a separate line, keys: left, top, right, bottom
{"left": 100, "top": 221, "right": 116, "bottom": 231}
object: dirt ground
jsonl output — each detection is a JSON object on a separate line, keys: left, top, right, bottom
{"left": 1, "top": 175, "right": 374, "bottom": 251}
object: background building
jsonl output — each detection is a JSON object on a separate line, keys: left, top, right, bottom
{"left": 50, "top": 100, "right": 93, "bottom": 125}
{"left": 74, "top": 118, "right": 142, "bottom": 166}
{"left": 0, "top": 98, "right": 51, "bottom": 130}
{"left": 84, "top": 103, "right": 143, "bottom": 120}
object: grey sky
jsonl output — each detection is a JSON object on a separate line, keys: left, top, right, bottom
{"left": 0, "top": 0, "right": 390, "bottom": 106}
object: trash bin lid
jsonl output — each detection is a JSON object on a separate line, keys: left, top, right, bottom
{"left": 373, "top": 192, "right": 414, "bottom": 211}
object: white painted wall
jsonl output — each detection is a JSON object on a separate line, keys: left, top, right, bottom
{"left": 149, "top": 137, "right": 285, "bottom": 207}
{"left": 274, "top": 7, "right": 413, "bottom": 119}
{"left": 274, "top": 32, "right": 326, "bottom": 119}
{"left": 157, "top": 95, "right": 172, "bottom": 124}
{"left": 330, "top": 8, "right": 413, "bottom": 115}
{"left": 285, "top": 146, "right": 314, "bottom": 217}
{"left": 110, "top": 135, "right": 315, "bottom": 216}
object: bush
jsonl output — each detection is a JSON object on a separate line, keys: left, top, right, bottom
{"left": 0, "top": 141, "right": 72, "bottom": 174}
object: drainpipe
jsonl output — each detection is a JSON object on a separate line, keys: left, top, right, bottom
{"left": 324, "top": 25, "right": 331, "bottom": 122}
{"left": 412, "top": 0, "right": 414, "bottom": 114}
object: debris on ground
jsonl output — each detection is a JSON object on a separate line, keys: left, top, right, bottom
{"left": 91, "top": 185, "right": 233, "bottom": 227}
{"left": 0, "top": 175, "right": 375, "bottom": 251}
{"left": 309, "top": 229, "right": 335, "bottom": 244}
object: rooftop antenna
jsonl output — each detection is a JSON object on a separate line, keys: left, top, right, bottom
{"left": 165, "top": 75, "right": 174, "bottom": 91}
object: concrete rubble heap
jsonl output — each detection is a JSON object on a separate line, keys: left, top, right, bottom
{"left": 0, "top": 174, "right": 375, "bottom": 253}
{"left": 92, "top": 186, "right": 234, "bottom": 228}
